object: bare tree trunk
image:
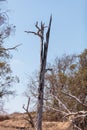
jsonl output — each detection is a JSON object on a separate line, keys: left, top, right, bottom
{"left": 36, "top": 16, "right": 52, "bottom": 130}
{"left": 25, "top": 15, "right": 52, "bottom": 130}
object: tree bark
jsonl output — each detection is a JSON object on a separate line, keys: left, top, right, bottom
{"left": 36, "top": 16, "right": 52, "bottom": 130}
{"left": 25, "top": 16, "right": 52, "bottom": 130}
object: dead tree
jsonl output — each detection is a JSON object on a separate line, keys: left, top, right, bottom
{"left": 23, "top": 97, "right": 35, "bottom": 128}
{"left": 25, "top": 15, "right": 52, "bottom": 130}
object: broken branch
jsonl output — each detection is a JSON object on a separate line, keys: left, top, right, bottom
{"left": 62, "top": 91, "right": 87, "bottom": 108}
{"left": 23, "top": 97, "right": 35, "bottom": 128}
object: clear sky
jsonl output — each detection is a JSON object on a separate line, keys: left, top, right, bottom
{"left": 1, "top": 0, "right": 87, "bottom": 113}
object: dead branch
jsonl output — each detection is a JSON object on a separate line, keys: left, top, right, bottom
{"left": 25, "top": 31, "right": 38, "bottom": 36}
{"left": 35, "top": 21, "right": 41, "bottom": 30}
{"left": 25, "top": 21, "right": 47, "bottom": 38}
{"left": 23, "top": 97, "right": 35, "bottom": 128}
{"left": 63, "top": 111, "right": 87, "bottom": 119}
{"left": 44, "top": 105, "right": 67, "bottom": 115}
{"left": 50, "top": 93, "right": 71, "bottom": 113}
{"left": 46, "top": 14, "right": 52, "bottom": 44}
{"left": 62, "top": 91, "right": 87, "bottom": 107}
{"left": 0, "top": 44, "right": 22, "bottom": 51}
{"left": 73, "top": 124, "right": 82, "bottom": 130}
{"left": 46, "top": 92, "right": 87, "bottom": 130}
{"left": 45, "top": 68, "right": 53, "bottom": 73}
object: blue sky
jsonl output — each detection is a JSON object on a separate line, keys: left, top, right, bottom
{"left": 1, "top": 0, "right": 87, "bottom": 113}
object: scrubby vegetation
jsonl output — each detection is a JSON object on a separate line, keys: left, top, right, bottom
{"left": 25, "top": 49, "right": 87, "bottom": 130}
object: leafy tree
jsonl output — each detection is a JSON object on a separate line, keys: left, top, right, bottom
{"left": 70, "top": 49, "right": 87, "bottom": 108}
{"left": 45, "top": 50, "right": 87, "bottom": 112}
{"left": 26, "top": 49, "right": 87, "bottom": 120}
{"left": 0, "top": 3, "right": 19, "bottom": 112}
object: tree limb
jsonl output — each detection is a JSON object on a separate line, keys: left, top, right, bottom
{"left": 49, "top": 93, "right": 71, "bottom": 113}
{"left": 0, "top": 44, "right": 22, "bottom": 51}
{"left": 62, "top": 91, "right": 87, "bottom": 107}
{"left": 45, "top": 68, "right": 53, "bottom": 73}
{"left": 44, "top": 105, "right": 67, "bottom": 115}
{"left": 46, "top": 15, "right": 52, "bottom": 44}
{"left": 23, "top": 97, "right": 35, "bottom": 128}
{"left": 63, "top": 111, "right": 87, "bottom": 119}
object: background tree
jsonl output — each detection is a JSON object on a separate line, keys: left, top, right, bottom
{"left": 45, "top": 50, "right": 87, "bottom": 111}
{"left": 26, "top": 49, "right": 87, "bottom": 122}
{"left": 0, "top": 1, "right": 19, "bottom": 112}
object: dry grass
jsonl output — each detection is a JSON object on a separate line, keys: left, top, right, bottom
{"left": 42, "top": 121, "right": 73, "bottom": 130}
{"left": 0, "top": 113, "right": 73, "bottom": 130}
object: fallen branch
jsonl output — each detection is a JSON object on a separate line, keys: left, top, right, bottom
{"left": 49, "top": 93, "right": 71, "bottom": 113}
{"left": 63, "top": 111, "right": 87, "bottom": 119}
{"left": 63, "top": 110, "right": 87, "bottom": 130}
{"left": 62, "top": 91, "right": 87, "bottom": 107}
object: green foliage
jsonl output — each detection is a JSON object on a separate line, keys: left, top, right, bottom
{"left": 46, "top": 50, "right": 87, "bottom": 112}
{"left": 27, "top": 49, "right": 87, "bottom": 116}
{"left": 79, "top": 49, "right": 87, "bottom": 69}
{"left": 0, "top": 9, "right": 19, "bottom": 112}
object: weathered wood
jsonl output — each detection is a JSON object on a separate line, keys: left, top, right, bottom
{"left": 25, "top": 15, "right": 52, "bottom": 130}
{"left": 62, "top": 91, "right": 87, "bottom": 108}
{"left": 36, "top": 15, "right": 52, "bottom": 130}
{"left": 23, "top": 97, "right": 35, "bottom": 128}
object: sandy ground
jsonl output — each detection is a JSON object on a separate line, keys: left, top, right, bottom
{"left": 0, "top": 113, "right": 73, "bottom": 130}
